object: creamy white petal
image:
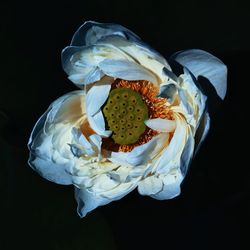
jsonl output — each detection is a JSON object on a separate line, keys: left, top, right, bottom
{"left": 89, "top": 134, "right": 102, "bottom": 159}
{"left": 145, "top": 118, "right": 176, "bottom": 133}
{"left": 150, "top": 169, "right": 183, "bottom": 200}
{"left": 176, "top": 68, "right": 207, "bottom": 131}
{"left": 74, "top": 179, "right": 137, "bottom": 217}
{"left": 62, "top": 45, "right": 130, "bottom": 88}
{"left": 28, "top": 91, "right": 86, "bottom": 185}
{"left": 151, "top": 114, "right": 191, "bottom": 174}
{"left": 85, "top": 83, "right": 112, "bottom": 137}
{"left": 86, "top": 83, "right": 111, "bottom": 116}
{"left": 110, "top": 133, "right": 169, "bottom": 167}
{"left": 171, "top": 49, "right": 227, "bottom": 99}
{"left": 138, "top": 175, "right": 163, "bottom": 196}
{"left": 97, "top": 35, "right": 171, "bottom": 82}
{"left": 98, "top": 59, "right": 158, "bottom": 84}
{"left": 88, "top": 110, "right": 112, "bottom": 137}
{"left": 68, "top": 67, "right": 104, "bottom": 86}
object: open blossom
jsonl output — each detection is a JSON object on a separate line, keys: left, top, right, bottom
{"left": 28, "top": 21, "right": 227, "bottom": 217}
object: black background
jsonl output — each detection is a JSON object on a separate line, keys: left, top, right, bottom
{"left": 1, "top": 1, "right": 249, "bottom": 249}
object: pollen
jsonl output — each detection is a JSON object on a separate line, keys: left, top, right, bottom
{"left": 102, "top": 79, "right": 173, "bottom": 152}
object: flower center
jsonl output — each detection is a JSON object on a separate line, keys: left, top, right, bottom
{"left": 101, "top": 79, "right": 173, "bottom": 152}
{"left": 103, "top": 88, "right": 149, "bottom": 145}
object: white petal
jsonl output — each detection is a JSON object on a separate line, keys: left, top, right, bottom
{"left": 88, "top": 110, "right": 112, "bottom": 137}
{"left": 68, "top": 67, "right": 104, "bottom": 86}
{"left": 152, "top": 114, "right": 192, "bottom": 174}
{"left": 86, "top": 83, "right": 112, "bottom": 137}
{"left": 62, "top": 44, "right": 133, "bottom": 88}
{"left": 89, "top": 134, "right": 102, "bottom": 158}
{"left": 97, "top": 35, "right": 171, "bottom": 82}
{"left": 28, "top": 91, "right": 86, "bottom": 185}
{"left": 150, "top": 169, "right": 183, "bottom": 200}
{"left": 28, "top": 152, "right": 73, "bottom": 185}
{"left": 74, "top": 180, "right": 137, "bottom": 217}
{"left": 138, "top": 175, "right": 163, "bottom": 196}
{"left": 71, "top": 127, "right": 95, "bottom": 156}
{"left": 110, "top": 133, "right": 169, "bottom": 167}
{"left": 86, "top": 83, "right": 111, "bottom": 116}
{"left": 44, "top": 91, "right": 85, "bottom": 125}
{"left": 172, "top": 49, "right": 227, "bottom": 99}
{"left": 145, "top": 118, "right": 176, "bottom": 133}
{"left": 98, "top": 59, "right": 158, "bottom": 84}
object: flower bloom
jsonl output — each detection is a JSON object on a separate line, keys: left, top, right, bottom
{"left": 28, "top": 21, "right": 227, "bottom": 217}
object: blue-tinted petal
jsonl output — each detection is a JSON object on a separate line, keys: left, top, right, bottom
{"left": 171, "top": 49, "right": 227, "bottom": 99}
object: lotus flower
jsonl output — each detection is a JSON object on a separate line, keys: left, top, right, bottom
{"left": 28, "top": 21, "right": 227, "bottom": 217}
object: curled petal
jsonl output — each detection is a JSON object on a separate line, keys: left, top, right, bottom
{"left": 62, "top": 45, "right": 130, "bottom": 88}
{"left": 97, "top": 35, "right": 171, "bottom": 82}
{"left": 70, "top": 20, "right": 141, "bottom": 47}
{"left": 150, "top": 169, "right": 183, "bottom": 200}
{"left": 62, "top": 21, "right": 172, "bottom": 88}
{"left": 28, "top": 91, "right": 86, "bottom": 185}
{"left": 86, "top": 83, "right": 111, "bottom": 116}
{"left": 171, "top": 49, "right": 227, "bottom": 99}
{"left": 86, "top": 83, "right": 112, "bottom": 137}
{"left": 145, "top": 118, "right": 176, "bottom": 133}
{"left": 75, "top": 177, "right": 138, "bottom": 217}
{"left": 110, "top": 133, "right": 169, "bottom": 167}
{"left": 98, "top": 59, "right": 158, "bottom": 84}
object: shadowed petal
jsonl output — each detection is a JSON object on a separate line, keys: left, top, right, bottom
{"left": 171, "top": 49, "right": 227, "bottom": 99}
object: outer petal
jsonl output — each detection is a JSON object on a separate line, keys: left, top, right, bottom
{"left": 150, "top": 169, "right": 184, "bottom": 200}
{"left": 171, "top": 49, "right": 227, "bottom": 99}
{"left": 138, "top": 175, "right": 163, "bottom": 196}
{"left": 69, "top": 21, "right": 168, "bottom": 67}
{"left": 70, "top": 20, "right": 141, "bottom": 47}
{"left": 62, "top": 21, "right": 171, "bottom": 88}
{"left": 96, "top": 35, "right": 171, "bottom": 82}
{"left": 28, "top": 91, "right": 85, "bottom": 185}
{"left": 74, "top": 177, "right": 138, "bottom": 217}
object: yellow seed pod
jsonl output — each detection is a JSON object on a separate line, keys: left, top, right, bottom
{"left": 102, "top": 88, "right": 149, "bottom": 145}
